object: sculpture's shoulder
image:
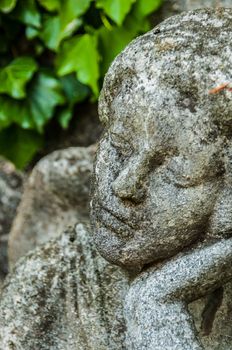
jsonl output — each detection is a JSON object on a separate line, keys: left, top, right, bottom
{"left": 0, "top": 223, "right": 128, "bottom": 350}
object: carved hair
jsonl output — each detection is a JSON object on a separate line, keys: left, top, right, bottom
{"left": 99, "top": 8, "right": 232, "bottom": 128}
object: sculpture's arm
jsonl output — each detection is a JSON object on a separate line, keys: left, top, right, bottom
{"left": 126, "top": 238, "right": 232, "bottom": 309}
{"left": 125, "top": 239, "right": 232, "bottom": 350}
{"left": 154, "top": 238, "right": 232, "bottom": 303}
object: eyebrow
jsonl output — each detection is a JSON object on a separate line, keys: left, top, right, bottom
{"left": 110, "top": 131, "right": 131, "bottom": 143}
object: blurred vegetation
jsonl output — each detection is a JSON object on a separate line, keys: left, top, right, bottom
{"left": 0, "top": 0, "right": 162, "bottom": 168}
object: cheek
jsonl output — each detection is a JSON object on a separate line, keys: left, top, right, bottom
{"left": 147, "top": 178, "right": 220, "bottom": 229}
{"left": 176, "top": 183, "right": 219, "bottom": 221}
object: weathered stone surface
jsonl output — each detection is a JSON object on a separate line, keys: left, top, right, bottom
{"left": 0, "top": 158, "right": 23, "bottom": 281}
{"left": 8, "top": 146, "right": 95, "bottom": 268}
{"left": 90, "top": 8, "right": 232, "bottom": 349}
{"left": 91, "top": 7, "right": 232, "bottom": 270}
{"left": 125, "top": 240, "right": 232, "bottom": 349}
{"left": 0, "top": 224, "right": 128, "bottom": 350}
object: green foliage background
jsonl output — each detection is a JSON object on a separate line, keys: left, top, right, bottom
{"left": 0, "top": 0, "right": 162, "bottom": 168}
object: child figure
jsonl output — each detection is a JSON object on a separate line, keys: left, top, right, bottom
{"left": 91, "top": 8, "right": 232, "bottom": 349}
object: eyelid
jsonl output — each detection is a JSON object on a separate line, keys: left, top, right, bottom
{"left": 164, "top": 157, "right": 200, "bottom": 188}
{"left": 110, "top": 133, "right": 132, "bottom": 147}
{"left": 110, "top": 133, "right": 133, "bottom": 155}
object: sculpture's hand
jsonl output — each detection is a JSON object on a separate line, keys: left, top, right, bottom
{"left": 130, "top": 238, "right": 232, "bottom": 303}
{"left": 125, "top": 238, "right": 232, "bottom": 349}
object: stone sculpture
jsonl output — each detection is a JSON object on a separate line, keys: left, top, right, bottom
{"left": 91, "top": 7, "right": 232, "bottom": 349}
{"left": 0, "top": 7, "right": 232, "bottom": 350}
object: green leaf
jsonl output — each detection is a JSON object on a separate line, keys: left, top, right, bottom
{"left": 0, "top": 95, "right": 31, "bottom": 130}
{"left": 28, "top": 72, "right": 65, "bottom": 132}
{"left": 57, "top": 107, "right": 72, "bottom": 129}
{"left": 96, "top": 0, "right": 136, "bottom": 25}
{"left": 57, "top": 75, "right": 90, "bottom": 129}
{"left": 40, "top": 15, "right": 60, "bottom": 50}
{"left": 37, "top": 0, "right": 60, "bottom": 11}
{"left": 0, "top": 72, "right": 66, "bottom": 132}
{"left": 60, "top": 74, "right": 90, "bottom": 105}
{"left": 39, "top": 14, "right": 82, "bottom": 51}
{"left": 57, "top": 34, "right": 100, "bottom": 96}
{"left": 0, "top": 96, "right": 14, "bottom": 129}
{"left": 39, "top": 0, "right": 90, "bottom": 50}
{"left": 134, "top": 0, "right": 162, "bottom": 17}
{"left": 13, "top": 0, "right": 41, "bottom": 27}
{"left": 59, "top": 0, "right": 91, "bottom": 33}
{"left": 98, "top": 14, "right": 150, "bottom": 74}
{"left": 25, "top": 26, "right": 39, "bottom": 39}
{"left": 0, "top": 125, "right": 43, "bottom": 169}
{"left": 0, "top": 0, "right": 17, "bottom": 13}
{"left": 0, "top": 57, "right": 38, "bottom": 99}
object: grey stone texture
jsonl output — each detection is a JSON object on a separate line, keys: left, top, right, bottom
{"left": 0, "top": 224, "right": 128, "bottom": 350}
{"left": 92, "top": 7, "right": 232, "bottom": 271}
{"left": 8, "top": 146, "right": 95, "bottom": 268}
{"left": 0, "top": 158, "right": 23, "bottom": 280}
{"left": 91, "top": 7, "right": 232, "bottom": 349}
{"left": 125, "top": 240, "right": 232, "bottom": 349}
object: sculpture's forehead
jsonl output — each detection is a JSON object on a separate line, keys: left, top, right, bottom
{"left": 99, "top": 8, "right": 232, "bottom": 128}
{"left": 100, "top": 8, "right": 232, "bottom": 103}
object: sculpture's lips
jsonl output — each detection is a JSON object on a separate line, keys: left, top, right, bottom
{"left": 94, "top": 204, "right": 136, "bottom": 238}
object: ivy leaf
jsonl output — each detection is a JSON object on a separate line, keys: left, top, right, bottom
{"left": 57, "top": 107, "right": 72, "bottom": 129}
{"left": 0, "top": 125, "right": 43, "bottom": 169}
{"left": 13, "top": 0, "right": 41, "bottom": 28}
{"left": 37, "top": 0, "right": 60, "bottom": 12}
{"left": 98, "top": 14, "right": 150, "bottom": 74}
{"left": 134, "top": 0, "right": 162, "bottom": 17}
{"left": 96, "top": 0, "right": 136, "bottom": 25}
{"left": 28, "top": 72, "right": 65, "bottom": 132}
{"left": 39, "top": 14, "right": 82, "bottom": 51}
{"left": 0, "top": 57, "right": 38, "bottom": 99}
{"left": 39, "top": 15, "right": 60, "bottom": 50}
{"left": 0, "top": 96, "right": 14, "bottom": 129}
{"left": 58, "top": 75, "right": 90, "bottom": 129}
{"left": 0, "top": 0, "right": 17, "bottom": 13}
{"left": 59, "top": 0, "right": 91, "bottom": 33}
{"left": 0, "top": 72, "right": 66, "bottom": 132}
{"left": 26, "top": 26, "right": 39, "bottom": 39}
{"left": 57, "top": 34, "right": 100, "bottom": 96}
{"left": 0, "top": 95, "right": 31, "bottom": 130}
{"left": 60, "top": 74, "right": 90, "bottom": 105}
{"left": 39, "top": 0, "right": 90, "bottom": 51}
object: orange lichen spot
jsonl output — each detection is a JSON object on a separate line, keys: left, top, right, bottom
{"left": 209, "top": 83, "right": 232, "bottom": 94}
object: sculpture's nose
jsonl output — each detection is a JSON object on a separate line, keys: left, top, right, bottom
{"left": 112, "top": 157, "right": 147, "bottom": 203}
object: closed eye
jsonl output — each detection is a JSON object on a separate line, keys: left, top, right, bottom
{"left": 110, "top": 132, "right": 133, "bottom": 157}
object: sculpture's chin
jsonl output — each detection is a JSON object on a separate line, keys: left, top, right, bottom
{"left": 92, "top": 222, "right": 146, "bottom": 273}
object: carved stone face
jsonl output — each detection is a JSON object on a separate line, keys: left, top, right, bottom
{"left": 91, "top": 8, "right": 232, "bottom": 271}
